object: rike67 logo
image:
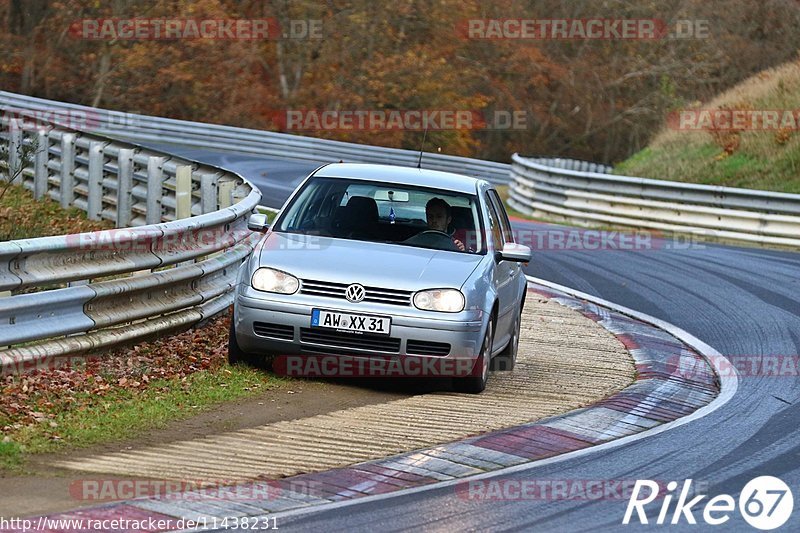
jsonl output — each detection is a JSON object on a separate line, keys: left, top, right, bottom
{"left": 623, "top": 476, "right": 793, "bottom": 530}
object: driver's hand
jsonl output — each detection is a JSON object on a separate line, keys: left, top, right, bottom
{"left": 453, "top": 238, "right": 465, "bottom": 251}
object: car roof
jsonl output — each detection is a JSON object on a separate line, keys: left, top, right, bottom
{"left": 311, "top": 163, "right": 487, "bottom": 195}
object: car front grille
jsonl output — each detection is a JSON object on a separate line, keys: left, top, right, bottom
{"left": 300, "top": 279, "right": 412, "bottom": 306}
{"left": 299, "top": 328, "right": 401, "bottom": 354}
{"left": 406, "top": 340, "right": 451, "bottom": 356}
{"left": 253, "top": 322, "right": 294, "bottom": 341}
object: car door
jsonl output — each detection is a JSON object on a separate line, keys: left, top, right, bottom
{"left": 489, "top": 187, "right": 524, "bottom": 301}
{"left": 485, "top": 191, "right": 516, "bottom": 352}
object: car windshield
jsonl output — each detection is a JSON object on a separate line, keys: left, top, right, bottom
{"left": 273, "top": 177, "right": 484, "bottom": 254}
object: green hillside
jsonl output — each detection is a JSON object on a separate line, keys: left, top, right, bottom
{"left": 615, "top": 60, "right": 800, "bottom": 194}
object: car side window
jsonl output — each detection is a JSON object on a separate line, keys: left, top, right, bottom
{"left": 488, "top": 190, "right": 514, "bottom": 244}
{"left": 484, "top": 195, "right": 504, "bottom": 251}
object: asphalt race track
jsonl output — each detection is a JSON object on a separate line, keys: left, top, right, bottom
{"left": 167, "top": 149, "right": 800, "bottom": 531}
{"left": 137, "top": 143, "right": 322, "bottom": 209}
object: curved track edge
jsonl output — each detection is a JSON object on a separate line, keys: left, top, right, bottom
{"left": 14, "top": 278, "right": 737, "bottom": 532}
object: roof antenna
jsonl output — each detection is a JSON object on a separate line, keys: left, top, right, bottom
{"left": 416, "top": 126, "right": 428, "bottom": 169}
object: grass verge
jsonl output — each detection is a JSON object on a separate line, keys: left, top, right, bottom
{"left": 0, "top": 315, "right": 286, "bottom": 473}
{"left": 0, "top": 182, "right": 112, "bottom": 240}
{"left": 0, "top": 170, "right": 289, "bottom": 473}
{"left": 614, "top": 60, "right": 800, "bottom": 193}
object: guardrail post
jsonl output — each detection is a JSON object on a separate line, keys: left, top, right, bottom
{"left": 200, "top": 172, "right": 218, "bottom": 214}
{"left": 60, "top": 133, "right": 76, "bottom": 209}
{"left": 33, "top": 130, "right": 48, "bottom": 199}
{"left": 116, "top": 148, "right": 134, "bottom": 227}
{"left": 218, "top": 179, "right": 235, "bottom": 209}
{"left": 7, "top": 127, "right": 21, "bottom": 182}
{"left": 146, "top": 156, "right": 165, "bottom": 224}
{"left": 175, "top": 165, "right": 192, "bottom": 219}
{"left": 0, "top": 291, "right": 7, "bottom": 349}
{"left": 87, "top": 141, "right": 105, "bottom": 220}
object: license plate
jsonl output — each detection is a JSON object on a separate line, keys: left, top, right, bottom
{"left": 311, "top": 309, "right": 391, "bottom": 335}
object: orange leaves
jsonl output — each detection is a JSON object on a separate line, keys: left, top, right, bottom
{"left": 0, "top": 184, "right": 113, "bottom": 241}
{"left": 4, "top": 0, "right": 800, "bottom": 165}
{"left": 0, "top": 314, "right": 231, "bottom": 434}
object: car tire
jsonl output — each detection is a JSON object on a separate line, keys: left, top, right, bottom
{"left": 228, "top": 318, "right": 263, "bottom": 368}
{"left": 454, "top": 320, "right": 493, "bottom": 394}
{"left": 491, "top": 307, "right": 521, "bottom": 372}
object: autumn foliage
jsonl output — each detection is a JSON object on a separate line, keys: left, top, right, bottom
{"left": 2, "top": 0, "right": 800, "bottom": 164}
{"left": 0, "top": 314, "right": 231, "bottom": 438}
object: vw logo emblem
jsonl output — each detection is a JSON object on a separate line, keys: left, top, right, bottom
{"left": 345, "top": 284, "right": 365, "bottom": 303}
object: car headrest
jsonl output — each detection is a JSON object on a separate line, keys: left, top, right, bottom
{"left": 449, "top": 206, "right": 473, "bottom": 229}
{"left": 346, "top": 196, "right": 379, "bottom": 222}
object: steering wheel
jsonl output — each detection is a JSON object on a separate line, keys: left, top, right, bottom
{"left": 405, "top": 230, "right": 459, "bottom": 251}
{"left": 417, "top": 230, "right": 452, "bottom": 238}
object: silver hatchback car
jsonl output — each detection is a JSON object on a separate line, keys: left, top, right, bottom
{"left": 230, "top": 163, "right": 531, "bottom": 393}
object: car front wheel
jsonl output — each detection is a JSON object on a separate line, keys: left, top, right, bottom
{"left": 228, "top": 317, "right": 264, "bottom": 368}
{"left": 491, "top": 307, "right": 521, "bottom": 371}
{"left": 454, "top": 320, "right": 493, "bottom": 394}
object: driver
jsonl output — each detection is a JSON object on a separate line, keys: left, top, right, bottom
{"left": 425, "top": 198, "right": 466, "bottom": 251}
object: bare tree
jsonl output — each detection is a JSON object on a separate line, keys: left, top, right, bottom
{"left": 0, "top": 125, "right": 39, "bottom": 203}
{"left": 9, "top": 0, "right": 50, "bottom": 94}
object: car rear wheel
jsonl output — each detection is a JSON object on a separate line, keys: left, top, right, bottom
{"left": 454, "top": 320, "right": 493, "bottom": 394}
{"left": 491, "top": 307, "right": 521, "bottom": 372}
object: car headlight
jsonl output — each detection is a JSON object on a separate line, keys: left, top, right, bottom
{"left": 413, "top": 289, "right": 465, "bottom": 313}
{"left": 251, "top": 267, "right": 299, "bottom": 294}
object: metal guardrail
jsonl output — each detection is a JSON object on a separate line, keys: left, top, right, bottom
{"left": 0, "top": 92, "right": 511, "bottom": 184}
{"left": 509, "top": 154, "right": 800, "bottom": 248}
{"left": 520, "top": 157, "right": 613, "bottom": 174}
{"left": 0, "top": 107, "right": 261, "bottom": 374}
{"left": 5, "top": 91, "right": 800, "bottom": 374}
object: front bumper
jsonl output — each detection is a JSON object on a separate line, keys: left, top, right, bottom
{"left": 233, "top": 289, "right": 486, "bottom": 360}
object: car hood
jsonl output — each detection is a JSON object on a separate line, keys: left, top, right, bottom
{"left": 256, "top": 232, "right": 483, "bottom": 291}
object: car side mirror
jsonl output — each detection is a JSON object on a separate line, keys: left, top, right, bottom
{"left": 247, "top": 213, "right": 270, "bottom": 232}
{"left": 498, "top": 242, "right": 531, "bottom": 263}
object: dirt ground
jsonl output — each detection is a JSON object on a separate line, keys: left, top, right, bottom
{"left": 0, "top": 379, "right": 410, "bottom": 518}
{"left": 1, "top": 295, "right": 635, "bottom": 519}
